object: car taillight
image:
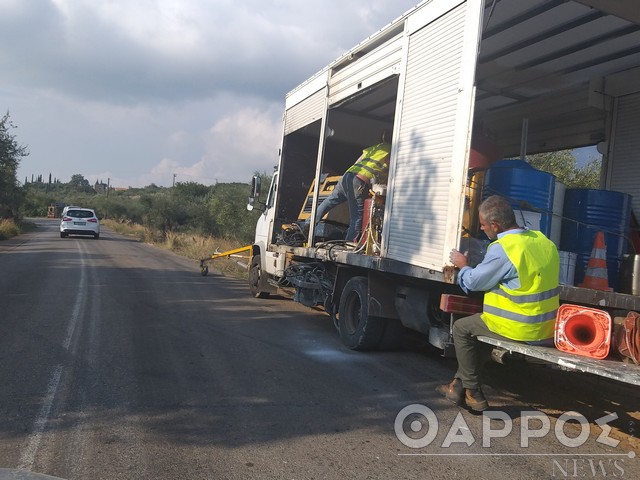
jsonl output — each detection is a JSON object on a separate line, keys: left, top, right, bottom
{"left": 62, "top": 216, "right": 72, "bottom": 221}
{"left": 88, "top": 218, "right": 98, "bottom": 223}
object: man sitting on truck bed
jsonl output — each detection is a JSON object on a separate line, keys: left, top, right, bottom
{"left": 438, "top": 195, "right": 560, "bottom": 411}
{"left": 306, "top": 129, "right": 391, "bottom": 243}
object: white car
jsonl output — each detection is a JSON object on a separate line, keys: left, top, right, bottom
{"left": 61, "top": 205, "right": 81, "bottom": 217}
{"left": 60, "top": 208, "right": 100, "bottom": 239}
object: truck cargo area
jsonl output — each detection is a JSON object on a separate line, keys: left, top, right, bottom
{"left": 248, "top": 0, "right": 640, "bottom": 389}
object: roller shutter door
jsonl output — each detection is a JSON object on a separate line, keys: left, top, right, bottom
{"left": 284, "top": 88, "right": 326, "bottom": 135}
{"left": 609, "top": 92, "right": 640, "bottom": 216}
{"left": 383, "top": 0, "right": 482, "bottom": 271}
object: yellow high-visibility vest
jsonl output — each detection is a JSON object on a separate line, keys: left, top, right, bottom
{"left": 482, "top": 230, "right": 560, "bottom": 341}
{"left": 346, "top": 143, "right": 391, "bottom": 182}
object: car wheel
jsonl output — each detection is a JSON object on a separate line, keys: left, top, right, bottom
{"left": 60, "top": 232, "right": 67, "bottom": 238}
{"left": 94, "top": 233, "right": 100, "bottom": 239}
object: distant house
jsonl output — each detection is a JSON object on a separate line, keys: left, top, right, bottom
{"left": 94, "top": 180, "right": 109, "bottom": 194}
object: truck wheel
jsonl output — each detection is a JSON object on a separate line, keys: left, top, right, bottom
{"left": 249, "top": 254, "right": 270, "bottom": 298}
{"left": 338, "top": 276, "right": 384, "bottom": 350}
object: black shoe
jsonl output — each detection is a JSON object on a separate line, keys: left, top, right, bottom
{"left": 465, "top": 388, "right": 489, "bottom": 411}
{"left": 436, "top": 378, "right": 464, "bottom": 406}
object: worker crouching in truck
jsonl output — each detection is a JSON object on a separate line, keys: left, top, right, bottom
{"left": 438, "top": 195, "right": 560, "bottom": 411}
{"left": 306, "top": 129, "right": 391, "bottom": 243}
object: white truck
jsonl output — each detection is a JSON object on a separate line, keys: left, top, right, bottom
{"left": 246, "top": 0, "right": 640, "bottom": 386}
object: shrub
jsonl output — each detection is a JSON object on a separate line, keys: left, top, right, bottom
{"left": 0, "top": 218, "right": 21, "bottom": 240}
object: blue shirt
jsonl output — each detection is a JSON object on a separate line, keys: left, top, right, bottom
{"left": 457, "top": 229, "right": 525, "bottom": 294}
{"left": 457, "top": 228, "right": 555, "bottom": 346}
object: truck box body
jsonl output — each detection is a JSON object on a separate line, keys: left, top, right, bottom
{"left": 249, "top": 0, "right": 640, "bottom": 385}
{"left": 275, "top": 0, "right": 482, "bottom": 275}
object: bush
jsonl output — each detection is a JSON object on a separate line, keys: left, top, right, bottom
{"left": 19, "top": 177, "right": 266, "bottom": 245}
{"left": 0, "top": 218, "right": 21, "bottom": 240}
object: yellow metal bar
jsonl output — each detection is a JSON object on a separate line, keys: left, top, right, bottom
{"left": 207, "top": 245, "right": 252, "bottom": 261}
{"left": 199, "top": 245, "right": 252, "bottom": 275}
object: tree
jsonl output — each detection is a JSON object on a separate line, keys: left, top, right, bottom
{"left": 207, "top": 182, "right": 263, "bottom": 242}
{"left": 67, "top": 173, "right": 93, "bottom": 193}
{"left": 571, "top": 158, "right": 601, "bottom": 188}
{"left": 174, "top": 181, "right": 210, "bottom": 199}
{"left": 0, "top": 112, "right": 29, "bottom": 217}
{"left": 527, "top": 150, "right": 601, "bottom": 188}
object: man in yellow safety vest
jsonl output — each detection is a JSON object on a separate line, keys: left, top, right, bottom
{"left": 438, "top": 195, "right": 560, "bottom": 411}
{"left": 309, "top": 129, "right": 391, "bottom": 242}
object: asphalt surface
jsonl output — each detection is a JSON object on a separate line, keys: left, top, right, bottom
{"left": 0, "top": 218, "right": 638, "bottom": 480}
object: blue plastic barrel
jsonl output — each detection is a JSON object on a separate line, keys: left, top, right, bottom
{"left": 483, "top": 160, "right": 556, "bottom": 237}
{"left": 560, "top": 189, "right": 632, "bottom": 291}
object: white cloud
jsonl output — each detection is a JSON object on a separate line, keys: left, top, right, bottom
{"left": 208, "top": 106, "right": 282, "bottom": 161}
{"left": 1, "top": 0, "right": 420, "bottom": 187}
{"left": 137, "top": 104, "right": 282, "bottom": 187}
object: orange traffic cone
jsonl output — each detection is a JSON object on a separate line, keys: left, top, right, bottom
{"left": 578, "top": 231, "right": 612, "bottom": 291}
{"left": 555, "top": 304, "right": 612, "bottom": 359}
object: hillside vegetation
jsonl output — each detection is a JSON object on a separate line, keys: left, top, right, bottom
{"left": 21, "top": 174, "right": 270, "bottom": 245}
{"left": 17, "top": 174, "right": 271, "bottom": 277}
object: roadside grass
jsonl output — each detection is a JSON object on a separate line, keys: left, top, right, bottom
{"left": 0, "top": 218, "right": 35, "bottom": 240}
{"left": 101, "top": 219, "right": 250, "bottom": 279}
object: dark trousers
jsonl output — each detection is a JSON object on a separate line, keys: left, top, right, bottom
{"left": 313, "top": 172, "right": 368, "bottom": 241}
{"left": 452, "top": 313, "right": 512, "bottom": 389}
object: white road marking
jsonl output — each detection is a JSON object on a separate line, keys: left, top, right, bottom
{"left": 63, "top": 245, "right": 87, "bottom": 351}
{"left": 18, "top": 240, "right": 87, "bottom": 471}
{"left": 18, "top": 365, "right": 63, "bottom": 471}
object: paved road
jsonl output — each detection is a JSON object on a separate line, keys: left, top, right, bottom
{"left": 0, "top": 219, "right": 638, "bottom": 480}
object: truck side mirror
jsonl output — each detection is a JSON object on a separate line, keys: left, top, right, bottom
{"left": 247, "top": 175, "right": 265, "bottom": 212}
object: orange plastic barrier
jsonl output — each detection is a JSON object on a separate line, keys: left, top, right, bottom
{"left": 554, "top": 304, "right": 612, "bottom": 359}
{"left": 579, "top": 231, "right": 612, "bottom": 291}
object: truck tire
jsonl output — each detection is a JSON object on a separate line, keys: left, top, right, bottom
{"left": 249, "top": 254, "right": 270, "bottom": 298}
{"left": 338, "top": 276, "right": 384, "bottom": 350}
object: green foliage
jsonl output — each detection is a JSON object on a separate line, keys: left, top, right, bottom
{"left": 0, "top": 112, "right": 29, "bottom": 217}
{"left": 571, "top": 158, "right": 602, "bottom": 189}
{"left": 0, "top": 218, "right": 20, "bottom": 240}
{"left": 207, "top": 182, "right": 258, "bottom": 241}
{"left": 68, "top": 174, "right": 94, "bottom": 193}
{"left": 92, "top": 195, "right": 145, "bottom": 224}
{"left": 19, "top": 174, "right": 268, "bottom": 244}
{"left": 527, "top": 150, "right": 601, "bottom": 188}
{"left": 174, "top": 181, "right": 210, "bottom": 198}
{"left": 140, "top": 191, "right": 190, "bottom": 233}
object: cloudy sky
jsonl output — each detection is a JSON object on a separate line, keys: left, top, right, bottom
{"left": 1, "top": 0, "right": 421, "bottom": 188}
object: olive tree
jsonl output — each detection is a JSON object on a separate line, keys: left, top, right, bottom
{"left": 527, "top": 150, "right": 601, "bottom": 188}
{"left": 0, "top": 112, "right": 29, "bottom": 217}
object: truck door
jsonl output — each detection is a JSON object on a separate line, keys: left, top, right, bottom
{"left": 383, "top": 0, "right": 483, "bottom": 272}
